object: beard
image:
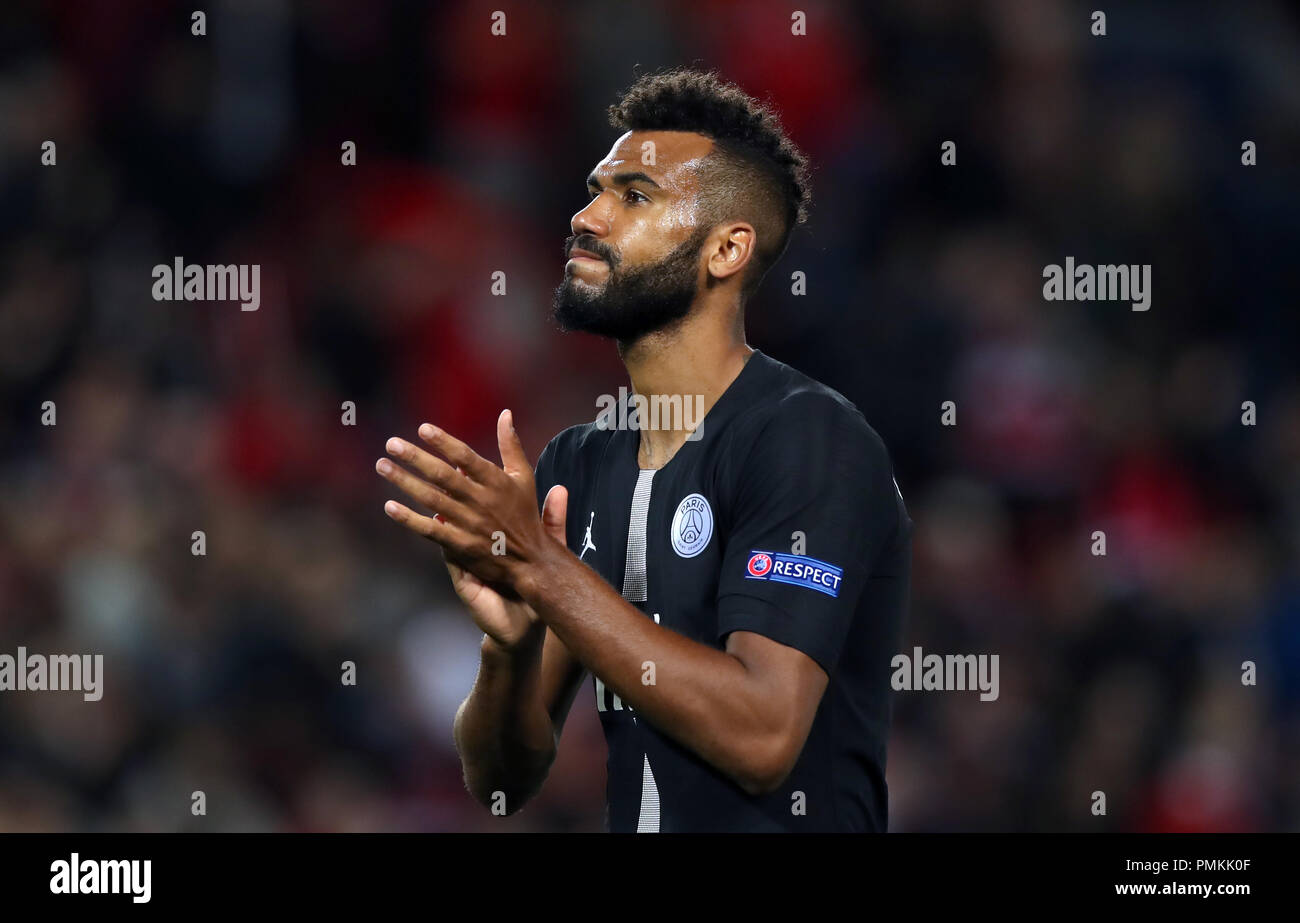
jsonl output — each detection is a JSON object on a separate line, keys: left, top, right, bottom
{"left": 552, "top": 227, "right": 709, "bottom": 342}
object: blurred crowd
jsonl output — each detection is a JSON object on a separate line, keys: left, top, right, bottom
{"left": 1, "top": 0, "right": 1297, "bottom": 831}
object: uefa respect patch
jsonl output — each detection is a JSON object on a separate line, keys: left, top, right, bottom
{"left": 745, "top": 551, "right": 844, "bottom": 598}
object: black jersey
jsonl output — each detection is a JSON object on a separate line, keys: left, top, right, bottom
{"left": 533, "top": 350, "right": 911, "bottom": 832}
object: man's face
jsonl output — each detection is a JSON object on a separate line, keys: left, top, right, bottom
{"left": 553, "top": 131, "right": 715, "bottom": 342}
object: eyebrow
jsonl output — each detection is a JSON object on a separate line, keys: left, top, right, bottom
{"left": 587, "top": 170, "right": 662, "bottom": 190}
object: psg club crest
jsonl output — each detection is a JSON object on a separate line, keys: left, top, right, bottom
{"left": 671, "top": 493, "right": 713, "bottom": 558}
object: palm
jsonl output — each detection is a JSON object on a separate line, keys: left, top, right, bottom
{"left": 445, "top": 560, "right": 533, "bottom": 646}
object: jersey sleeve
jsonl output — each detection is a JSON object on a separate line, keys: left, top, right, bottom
{"left": 715, "top": 394, "right": 903, "bottom": 674}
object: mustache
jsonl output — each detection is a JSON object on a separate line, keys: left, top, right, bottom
{"left": 564, "top": 234, "right": 619, "bottom": 268}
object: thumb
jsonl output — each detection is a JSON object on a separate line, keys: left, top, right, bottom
{"left": 541, "top": 484, "right": 569, "bottom": 544}
{"left": 497, "top": 409, "right": 531, "bottom": 476}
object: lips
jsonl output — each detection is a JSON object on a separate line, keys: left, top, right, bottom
{"left": 567, "top": 247, "right": 604, "bottom": 263}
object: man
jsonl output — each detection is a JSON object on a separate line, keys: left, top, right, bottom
{"left": 376, "top": 69, "right": 911, "bottom": 832}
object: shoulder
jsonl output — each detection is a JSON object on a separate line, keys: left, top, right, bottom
{"left": 712, "top": 355, "right": 908, "bottom": 558}
{"left": 535, "top": 419, "right": 617, "bottom": 480}
{"left": 728, "top": 355, "right": 890, "bottom": 469}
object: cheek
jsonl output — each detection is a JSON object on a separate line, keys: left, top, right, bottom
{"left": 662, "top": 197, "right": 700, "bottom": 231}
{"left": 617, "top": 209, "right": 698, "bottom": 265}
{"left": 609, "top": 221, "right": 657, "bottom": 266}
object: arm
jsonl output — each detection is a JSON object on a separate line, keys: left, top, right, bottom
{"left": 378, "top": 411, "right": 839, "bottom": 797}
{"left": 452, "top": 622, "right": 587, "bottom": 811}
{"left": 516, "top": 546, "right": 827, "bottom": 795}
{"left": 378, "top": 437, "right": 584, "bottom": 815}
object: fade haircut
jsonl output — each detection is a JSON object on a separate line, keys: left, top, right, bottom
{"left": 607, "top": 69, "right": 811, "bottom": 299}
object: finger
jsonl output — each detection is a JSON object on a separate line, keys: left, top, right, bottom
{"left": 496, "top": 409, "right": 532, "bottom": 476}
{"left": 383, "top": 499, "right": 476, "bottom": 550}
{"left": 541, "top": 484, "right": 569, "bottom": 544}
{"left": 416, "top": 424, "right": 500, "bottom": 486}
{"left": 375, "top": 457, "right": 475, "bottom": 526}
{"left": 385, "top": 436, "right": 475, "bottom": 500}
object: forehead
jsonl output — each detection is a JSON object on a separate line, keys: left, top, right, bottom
{"left": 590, "top": 130, "right": 715, "bottom": 189}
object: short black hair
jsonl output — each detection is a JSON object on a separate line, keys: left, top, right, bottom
{"left": 608, "top": 68, "right": 811, "bottom": 299}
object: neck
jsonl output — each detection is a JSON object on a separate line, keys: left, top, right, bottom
{"left": 617, "top": 305, "right": 752, "bottom": 469}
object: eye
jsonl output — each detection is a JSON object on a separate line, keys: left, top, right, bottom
{"left": 626, "top": 189, "right": 648, "bottom": 204}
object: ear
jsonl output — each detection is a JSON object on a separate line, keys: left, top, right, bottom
{"left": 705, "top": 222, "right": 756, "bottom": 284}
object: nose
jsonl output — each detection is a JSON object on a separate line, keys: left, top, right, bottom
{"left": 571, "top": 196, "right": 610, "bottom": 239}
